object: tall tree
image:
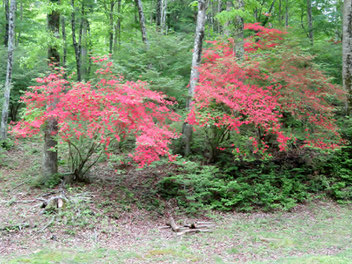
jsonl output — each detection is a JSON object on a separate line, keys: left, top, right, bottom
{"left": 44, "top": 0, "right": 60, "bottom": 179}
{"left": 224, "top": 1, "right": 232, "bottom": 36}
{"left": 4, "top": 0, "right": 9, "bottom": 46}
{"left": 108, "top": 0, "right": 117, "bottom": 54}
{"left": 343, "top": 0, "right": 352, "bottom": 113}
{"left": 262, "top": 0, "right": 277, "bottom": 27}
{"left": 234, "top": 0, "right": 244, "bottom": 59}
{"left": 61, "top": 16, "right": 67, "bottom": 68}
{"left": 114, "top": 0, "right": 121, "bottom": 50}
{"left": 183, "top": 0, "right": 207, "bottom": 156}
{"left": 71, "top": 0, "right": 83, "bottom": 81}
{"left": 307, "top": 0, "right": 313, "bottom": 44}
{"left": 160, "top": 0, "right": 168, "bottom": 33}
{"left": 285, "top": 0, "right": 289, "bottom": 26}
{"left": 156, "top": 0, "right": 161, "bottom": 29}
{"left": 0, "top": 0, "right": 15, "bottom": 141}
{"left": 135, "top": 0, "right": 148, "bottom": 46}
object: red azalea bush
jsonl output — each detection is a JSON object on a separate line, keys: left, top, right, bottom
{"left": 11, "top": 59, "right": 180, "bottom": 176}
{"left": 187, "top": 23, "right": 345, "bottom": 160}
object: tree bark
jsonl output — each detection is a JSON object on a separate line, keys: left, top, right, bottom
{"left": 135, "top": 0, "right": 149, "bottom": 47}
{"left": 234, "top": 0, "right": 244, "bottom": 60}
{"left": 224, "top": 1, "right": 232, "bottom": 36}
{"left": 183, "top": 0, "right": 207, "bottom": 156}
{"left": 156, "top": 0, "right": 161, "bottom": 30}
{"left": 262, "top": 0, "right": 276, "bottom": 27}
{"left": 15, "top": 0, "right": 21, "bottom": 46}
{"left": 43, "top": 0, "right": 60, "bottom": 179}
{"left": 307, "top": 0, "right": 313, "bottom": 45}
{"left": 61, "top": 16, "right": 67, "bottom": 69}
{"left": 81, "top": 17, "right": 88, "bottom": 79}
{"left": 285, "top": 0, "right": 289, "bottom": 27}
{"left": 4, "top": 0, "right": 9, "bottom": 46}
{"left": 278, "top": 0, "right": 282, "bottom": 25}
{"left": 217, "top": 0, "right": 222, "bottom": 32}
{"left": 343, "top": 0, "right": 352, "bottom": 113}
{"left": 114, "top": 0, "right": 121, "bottom": 50}
{"left": 160, "top": 0, "right": 168, "bottom": 33}
{"left": 0, "top": 0, "right": 15, "bottom": 141}
{"left": 109, "top": 0, "right": 115, "bottom": 54}
{"left": 71, "top": 0, "right": 82, "bottom": 81}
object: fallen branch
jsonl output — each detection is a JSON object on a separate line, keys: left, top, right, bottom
{"left": 177, "top": 229, "right": 212, "bottom": 236}
{"left": 164, "top": 215, "right": 215, "bottom": 236}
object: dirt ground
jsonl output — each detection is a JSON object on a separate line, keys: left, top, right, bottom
{"left": 1, "top": 143, "right": 352, "bottom": 263}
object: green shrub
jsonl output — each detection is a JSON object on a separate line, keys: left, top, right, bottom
{"left": 157, "top": 159, "right": 312, "bottom": 213}
{"left": 316, "top": 147, "right": 352, "bottom": 202}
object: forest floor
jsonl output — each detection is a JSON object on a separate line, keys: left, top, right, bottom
{"left": 1, "top": 142, "right": 352, "bottom": 264}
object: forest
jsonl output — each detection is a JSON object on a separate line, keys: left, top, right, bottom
{"left": 1, "top": 0, "right": 352, "bottom": 263}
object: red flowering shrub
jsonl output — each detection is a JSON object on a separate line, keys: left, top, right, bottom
{"left": 11, "top": 59, "right": 180, "bottom": 176}
{"left": 187, "top": 24, "right": 345, "bottom": 160}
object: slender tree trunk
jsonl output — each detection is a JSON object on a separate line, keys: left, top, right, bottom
{"left": 278, "top": 0, "right": 282, "bottom": 25}
{"left": 0, "top": 0, "right": 15, "bottom": 141}
{"left": 307, "top": 0, "right": 313, "bottom": 45}
{"left": 183, "top": 0, "right": 207, "bottom": 156}
{"left": 262, "top": 0, "right": 276, "bottom": 26}
{"left": 4, "top": 0, "right": 9, "bottom": 46}
{"left": 117, "top": 0, "right": 121, "bottom": 49}
{"left": 217, "top": 0, "right": 222, "bottom": 32}
{"left": 343, "top": 0, "right": 352, "bottom": 113}
{"left": 114, "top": 0, "right": 121, "bottom": 51}
{"left": 224, "top": 1, "right": 232, "bottom": 36}
{"left": 109, "top": 0, "right": 115, "bottom": 54}
{"left": 285, "top": 0, "right": 289, "bottom": 27}
{"left": 160, "top": 0, "right": 168, "bottom": 33}
{"left": 135, "top": 0, "right": 149, "bottom": 47}
{"left": 71, "top": 0, "right": 82, "bottom": 81}
{"left": 234, "top": 0, "right": 244, "bottom": 59}
{"left": 81, "top": 18, "right": 88, "bottom": 79}
{"left": 15, "top": 0, "right": 21, "bottom": 46}
{"left": 61, "top": 16, "right": 67, "bottom": 68}
{"left": 43, "top": 0, "right": 60, "bottom": 179}
{"left": 156, "top": 0, "right": 161, "bottom": 30}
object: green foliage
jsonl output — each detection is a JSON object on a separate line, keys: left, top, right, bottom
{"left": 112, "top": 31, "right": 192, "bottom": 107}
{"left": 0, "top": 46, "right": 48, "bottom": 121}
{"left": 316, "top": 147, "right": 352, "bottom": 202}
{"left": 157, "top": 158, "right": 312, "bottom": 213}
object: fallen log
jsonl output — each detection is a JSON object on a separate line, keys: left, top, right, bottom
{"left": 164, "top": 215, "right": 215, "bottom": 236}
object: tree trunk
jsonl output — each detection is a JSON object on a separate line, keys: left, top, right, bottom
{"left": 160, "top": 0, "right": 168, "bottom": 33}
{"left": 224, "top": 1, "right": 232, "bottom": 36}
{"left": 4, "top": 0, "right": 9, "bottom": 46}
{"left": 278, "top": 0, "right": 282, "bottom": 25}
{"left": 262, "top": 0, "right": 276, "bottom": 27}
{"left": 156, "top": 0, "right": 161, "bottom": 30}
{"left": 183, "top": 0, "right": 207, "bottom": 156}
{"left": 81, "top": 17, "right": 88, "bottom": 79}
{"left": 135, "top": 0, "right": 148, "bottom": 47}
{"left": 307, "top": 0, "right": 313, "bottom": 45}
{"left": 44, "top": 0, "right": 60, "bottom": 179}
{"left": 114, "top": 0, "right": 121, "bottom": 51}
{"left": 343, "top": 0, "right": 352, "bottom": 113}
{"left": 15, "top": 0, "right": 21, "bottom": 46}
{"left": 217, "top": 0, "right": 222, "bottom": 32}
{"left": 285, "top": 0, "right": 289, "bottom": 27}
{"left": 0, "top": 0, "right": 15, "bottom": 141}
{"left": 234, "top": 0, "right": 244, "bottom": 60}
{"left": 109, "top": 0, "right": 115, "bottom": 54}
{"left": 71, "top": 0, "right": 82, "bottom": 81}
{"left": 61, "top": 16, "right": 67, "bottom": 68}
